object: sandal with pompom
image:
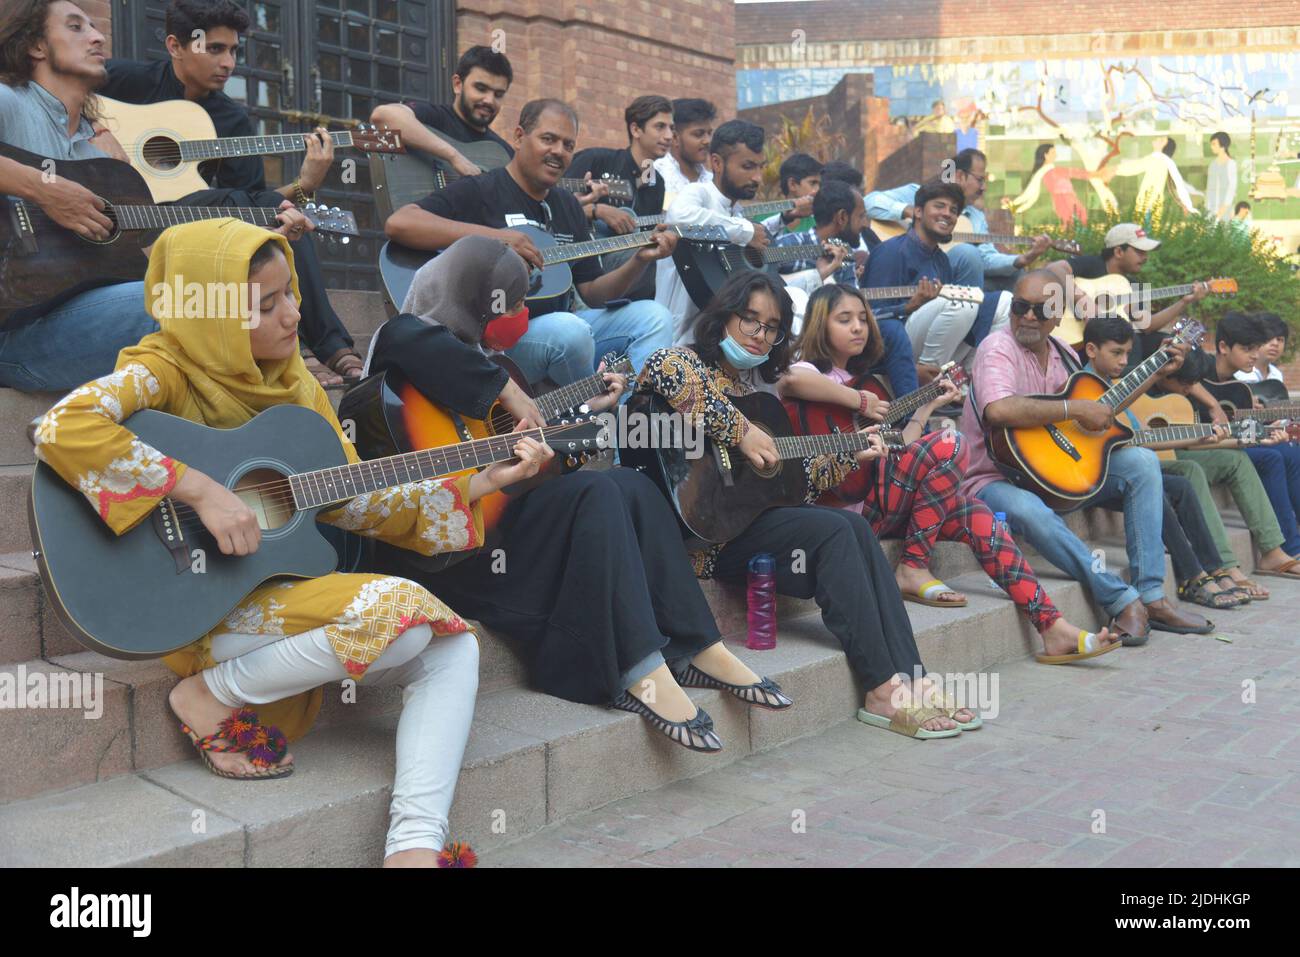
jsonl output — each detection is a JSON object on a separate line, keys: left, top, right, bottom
{"left": 180, "top": 707, "right": 293, "bottom": 780}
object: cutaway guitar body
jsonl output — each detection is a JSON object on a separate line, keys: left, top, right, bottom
{"left": 990, "top": 371, "right": 1133, "bottom": 511}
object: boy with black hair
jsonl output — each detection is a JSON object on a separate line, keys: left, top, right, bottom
{"left": 860, "top": 179, "right": 976, "bottom": 388}
{"left": 653, "top": 97, "right": 715, "bottom": 195}
{"left": 1159, "top": 346, "right": 1300, "bottom": 593}
{"left": 102, "top": 0, "right": 361, "bottom": 385}
{"left": 1168, "top": 312, "right": 1300, "bottom": 581}
{"left": 758, "top": 152, "right": 821, "bottom": 237}
{"left": 1080, "top": 317, "right": 1244, "bottom": 614}
{"left": 1235, "top": 312, "right": 1287, "bottom": 384}
{"left": 820, "top": 158, "right": 881, "bottom": 252}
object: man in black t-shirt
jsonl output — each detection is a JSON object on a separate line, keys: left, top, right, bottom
{"left": 370, "top": 45, "right": 515, "bottom": 180}
{"left": 1063, "top": 222, "right": 1208, "bottom": 365}
{"left": 100, "top": 0, "right": 361, "bottom": 385}
{"left": 567, "top": 95, "right": 673, "bottom": 301}
{"left": 386, "top": 99, "right": 678, "bottom": 387}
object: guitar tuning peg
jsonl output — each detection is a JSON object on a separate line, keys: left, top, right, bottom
{"left": 332, "top": 206, "right": 342, "bottom": 214}
{"left": 340, "top": 237, "right": 350, "bottom": 245}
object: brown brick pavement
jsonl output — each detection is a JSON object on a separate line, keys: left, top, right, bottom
{"left": 485, "top": 579, "right": 1300, "bottom": 867}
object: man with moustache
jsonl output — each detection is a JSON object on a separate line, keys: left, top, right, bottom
{"left": 957, "top": 264, "right": 1209, "bottom": 646}
{"left": 656, "top": 119, "right": 842, "bottom": 343}
{"left": 385, "top": 99, "right": 677, "bottom": 385}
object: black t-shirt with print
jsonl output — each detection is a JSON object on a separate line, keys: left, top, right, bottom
{"left": 406, "top": 101, "right": 514, "bottom": 158}
{"left": 415, "top": 166, "right": 599, "bottom": 314}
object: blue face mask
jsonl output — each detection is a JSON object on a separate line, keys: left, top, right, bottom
{"left": 720, "top": 333, "right": 770, "bottom": 370}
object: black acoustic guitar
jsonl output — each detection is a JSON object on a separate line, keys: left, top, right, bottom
{"left": 28, "top": 404, "right": 607, "bottom": 659}
{"left": 0, "top": 142, "right": 358, "bottom": 326}
{"left": 377, "top": 223, "right": 727, "bottom": 313}
{"left": 1195, "top": 377, "right": 1291, "bottom": 422}
{"left": 368, "top": 127, "right": 633, "bottom": 220}
{"left": 622, "top": 390, "right": 901, "bottom": 547}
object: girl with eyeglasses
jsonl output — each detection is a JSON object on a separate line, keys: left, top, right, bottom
{"left": 779, "top": 284, "right": 1103, "bottom": 647}
{"left": 638, "top": 271, "right": 981, "bottom": 739}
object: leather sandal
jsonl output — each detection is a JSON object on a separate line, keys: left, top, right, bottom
{"left": 670, "top": 662, "right": 793, "bottom": 710}
{"left": 613, "top": 691, "right": 723, "bottom": 753}
{"left": 327, "top": 348, "right": 365, "bottom": 382}
{"left": 1178, "top": 574, "right": 1241, "bottom": 610}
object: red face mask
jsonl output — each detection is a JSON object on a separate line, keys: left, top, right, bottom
{"left": 482, "top": 304, "right": 529, "bottom": 351}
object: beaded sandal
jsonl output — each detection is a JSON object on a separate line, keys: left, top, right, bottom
{"left": 613, "top": 691, "right": 723, "bottom": 753}
{"left": 180, "top": 707, "right": 293, "bottom": 780}
{"left": 670, "top": 662, "right": 793, "bottom": 710}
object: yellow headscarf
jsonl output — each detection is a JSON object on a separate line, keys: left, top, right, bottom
{"left": 121, "top": 218, "right": 330, "bottom": 740}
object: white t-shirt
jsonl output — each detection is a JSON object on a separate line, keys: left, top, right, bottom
{"left": 1235, "top": 364, "right": 1284, "bottom": 383}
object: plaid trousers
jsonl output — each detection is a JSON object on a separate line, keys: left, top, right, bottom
{"left": 858, "top": 430, "right": 1062, "bottom": 634}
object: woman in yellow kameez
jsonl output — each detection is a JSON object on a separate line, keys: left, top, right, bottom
{"left": 33, "top": 218, "right": 548, "bottom": 867}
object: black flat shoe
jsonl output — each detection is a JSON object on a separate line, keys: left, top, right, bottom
{"left": 612, "top": 691, "right": 723, "bottom": 753}
{"left": 672, "top": 662, "right": 793, "bottom": 710}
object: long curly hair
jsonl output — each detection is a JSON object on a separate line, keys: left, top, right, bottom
{"left": 0, "top": 0, "right": 101, "bottom": 120}
{"left": 686, "top": 270, "right": 794, "bottom": 384}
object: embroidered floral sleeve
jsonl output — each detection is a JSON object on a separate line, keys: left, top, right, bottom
{"left": 32, "top": 361, "right": 187, "bottom": 535}
{"left": 805, "top": 452, "right": 858, "bottom": 498}
{"left": 638, "top": 347, "right": 750, "bottom": 446}
{"left": 317, "top": 474, "right": 484, "bottom": 556}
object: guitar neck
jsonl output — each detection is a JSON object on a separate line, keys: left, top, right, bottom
{"left": 109, "top": 204, "right": 299, "bottom": 231}
{"left": 1131, "top": 423, "right": 1218, "bottom": 446}
{"left": 951, "top": 231, "right": 1032, "bottom": 247}
{"left": 1108, "top": 283, "right": 1198, "bottom": 308}
{"left": 539, "top": 231, "right": 657, "bottom": 266}
{"left": 536, "top": 364, "right": 628, "bottom": 418}
{"left": 881, "top": 378, "right": 949, "bottom": 425}
{"left": 177, "top": 130, "right": 354, "bottom": 163}
{"left": 1231, "top": 402, "right": 1300, "bottom": 421}
{"left": 637, "top": 200, "right": 794, "bottom": 230}
{"left": 772, "top": 429, "right": 901, "bottom": 459}
{"left": 290, "top": 422, "right": 580, "bottom": 509}
{"left": 1099, "top": 345, "right": 1177, "bottom": 411}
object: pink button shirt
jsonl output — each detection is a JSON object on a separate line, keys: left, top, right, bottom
{"left": 958, "top": 328, "right": 1079, "bottom": 496}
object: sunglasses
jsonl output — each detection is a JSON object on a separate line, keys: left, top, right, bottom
{"left": 1010, "top": 298, "right": 1056, "bottom": 322}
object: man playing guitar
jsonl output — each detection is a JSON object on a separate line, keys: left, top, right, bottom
{"left": 384, "top": 98, "right": 678, "bottom": 385}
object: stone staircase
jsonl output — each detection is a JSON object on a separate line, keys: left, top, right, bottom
{"left": 0, "top": 292, "right": 1268, "bottom": 866}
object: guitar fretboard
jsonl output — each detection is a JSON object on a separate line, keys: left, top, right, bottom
{"left": 1230, "top": 402, "right": 1300, "bottom": 421}
{"left": 289, "top": 423, "right": 588, "bottom": 509}
{"left": 537, "top": 360, "right": 633, "bottom": 418}
{"left": 771, "top": 429, "right": 903, "bottom": 459}
{"left": 110, "top": 204, "right": 292, "bottom": 231}
{"left": 1099, "top": 341, "right": 1183, "bottom": 410}
{"left": 1101, "top": 283, "right": 1200, "bottom": 308}
{"left": 881, "top": 377, "right": 954, "bottom": 425}
{"left": 638, "top": 199, "right": 795, "bottom": 229}
{"left": 539, "top": 231, "right": 659, "bottom": 266}
{"left": 1131, "top": 424, "right": 1219, "bottom": 446}
{"left": 174, "top": 131, "right": 355, "bottom": 163}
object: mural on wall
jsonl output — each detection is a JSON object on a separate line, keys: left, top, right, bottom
{"left": 738, "top": 51, "right": 1300, "bottom": 246}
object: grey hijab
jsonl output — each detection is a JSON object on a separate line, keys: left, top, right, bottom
{"left": 399, "top": 235, "right": 530, "bottom": 346}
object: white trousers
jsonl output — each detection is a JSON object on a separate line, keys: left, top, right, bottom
{"left": 203, "top": 624, "right": 479, "bottom": 859}
{"left": 905, "top": 296, "right": 979, "bottom": 367}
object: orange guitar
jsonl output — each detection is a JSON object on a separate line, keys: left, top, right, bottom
{"left": 337, "top": 355, "right": 629, "bottom": 570}
{"left": 988, "top": 319, "right": 1205, "bottom": 511}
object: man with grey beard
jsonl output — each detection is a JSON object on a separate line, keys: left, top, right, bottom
{"left": 954, "top": 265, "right": 1209, "bottom": 651}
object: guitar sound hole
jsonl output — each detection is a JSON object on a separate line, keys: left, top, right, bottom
{"left": 83, "top": 201, "right": 122, "bottom": 246}
{"left": 233, "top": 467, "right": 296, "bottom": 530}
{"left": 746, "top": 423, "right": 781, "bottom": 479}
{"left": 142, "top": 136, "right": 183, "bottom": 172}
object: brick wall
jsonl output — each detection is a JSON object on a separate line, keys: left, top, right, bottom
{"left": 736, "top": 0, "right": 1300, "bottom": 44}
{"left": 457, "top": 0, "right": 736, "bottom": 150}
{"left": 84, "top": 0, "right": 113, "bottom": 50}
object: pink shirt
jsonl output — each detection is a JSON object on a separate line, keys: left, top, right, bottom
{"left": 958, "top": 327, "right": 1078, "bottom": 496}
{"left": 790, "top": 361, "right": 865, "bottom": 512}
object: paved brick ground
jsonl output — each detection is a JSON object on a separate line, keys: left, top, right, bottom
{"left": 486, "top": 578, "right": 1300, "bottom": 867}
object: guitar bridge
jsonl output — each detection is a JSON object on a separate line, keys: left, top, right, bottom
{"left": 5, "top": 198, "right": 37, "bottom": 254}
{"left": 152, "top": 498, "right": 193, "bottom": 573}
{"left": 1044, "top": 424, "right": 1083, "bottom": 461}
{"left": 714, "top": 443, "right": 735, "bottom": 486}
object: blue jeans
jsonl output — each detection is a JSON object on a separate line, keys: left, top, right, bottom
{"left": 867, "top": 317, "right": 918, "bottom": 396}
{"left": 1244, "top": 445, "right": 1300, "bottom": 554}
{"left": 504, "top": 300, "right": 673, "bottom": 386}
{"left": 0, "top": 282, "right": 158, "bottom": 392}
{"left": 976, "top": 446, "right": 1165, "bottom": 615}
{"left": 946, "top": 243, "right": 985, "bottom": 289}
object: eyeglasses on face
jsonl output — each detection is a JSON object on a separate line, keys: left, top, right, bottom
{"left": 736, "top": 314, "right": 786, "bottom": 345}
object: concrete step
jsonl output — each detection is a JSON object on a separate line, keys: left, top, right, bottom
{"left": 0, "top": 566, "right": 1103, "bottom": 865}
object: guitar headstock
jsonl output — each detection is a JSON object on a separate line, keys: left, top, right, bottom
{"left": 938, "top": 361, "right": 969, "bottom": 391}
{"left": 351, "top": 123, "right": 404, "bottom": 154}
{"left": 1203, "top": 277, "right": 1238, "bottom": 296}
{"left": 879, "top": 428, "right": 907, "bottom": 452}
{"left": 598, "top": 176, "right": 635, "bottom": 202}
{"left": 939, "top": 284, "right": 985, "bottom": 305}
{"left": 1168, "top": 317, "right": 1207, "bottom": 348}
{"left": 546, "top": 413, "right": 612, "bottom": 456}
{"left": 597, "top": 352, "right": 635, "bottom": 379}
{"left": 1049, "top": 238, "right": 1082, "bottom": 254}
{"left": 673, "top": 224, "right": 731, "bottom": 244}
{"left": 301, "top": 203, "right": 358, "bottom": 243}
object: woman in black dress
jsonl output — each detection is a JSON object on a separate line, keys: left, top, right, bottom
{"left": 359, "top": 236, "right": 790, "bottom": 753}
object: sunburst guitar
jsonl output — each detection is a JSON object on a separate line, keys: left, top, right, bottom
{"left": 989, "top": 319, "right": 1205, "bottom": 511}
{"left": 337, "top": 354, "right": 631, "bottom": 571}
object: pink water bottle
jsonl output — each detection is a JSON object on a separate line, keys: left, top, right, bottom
{"left": 745, "top": 553, "right": 777, "bottom": 650}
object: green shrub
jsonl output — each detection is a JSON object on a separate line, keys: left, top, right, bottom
{"left": 1040, "top": 203, "right": 1300, "bottom": 358}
